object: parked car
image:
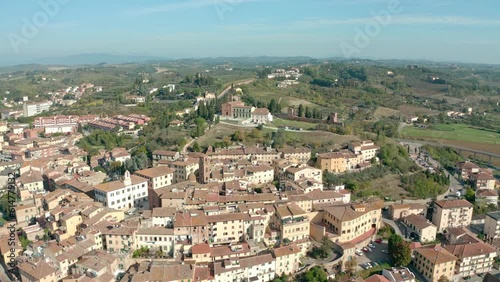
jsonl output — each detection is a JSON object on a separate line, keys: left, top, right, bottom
{"left": 381, "top": 250, "right": 388, "bottom": 254}
{"left": 362, "top": 247, "right": 370, "bottom": 252}
{"left": 375, "top": 239, "right": 383, "bottom": 244}
{"left": 368, "top": 243, "right": 376, "bottom": 249}
{"left": 355, "top": 250, "right": 363, "bottom": 256}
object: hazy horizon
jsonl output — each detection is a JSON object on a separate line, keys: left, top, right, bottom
{"left": 1, "top": 0, "right": 499, "bottom": 65}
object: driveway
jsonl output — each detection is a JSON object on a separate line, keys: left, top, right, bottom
{"left": 382, "top": 218, "right": 404, "bottom": 237}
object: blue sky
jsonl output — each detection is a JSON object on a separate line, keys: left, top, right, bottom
{"left": 0, "top": 0, "right": 499, "bottom": 64}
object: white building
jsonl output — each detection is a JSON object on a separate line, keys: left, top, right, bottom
{"left": 251, "top": 108, "right": 273, "bottom": 124}
{"left": 245, "top": 165, "right": 274, "bottom": 185}
{"left": 135, "top": 228, "right": 174, "bottom": 254}
{"left": 213, "top": 254, "right": 276, "bottom": 282}
{"left": 44, "top": 125, "right": 75, "bottom": 134}
{"left": 94, "top": 171, "right": 148, "bottom": 210}
{"left": 23, "top": 101, "right": 51, "bottom": 117}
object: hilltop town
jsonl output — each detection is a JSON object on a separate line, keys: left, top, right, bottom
{"left": 0, "top": 58, "right": 499, "bottom": 282}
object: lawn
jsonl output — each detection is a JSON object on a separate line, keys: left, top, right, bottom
{"left": 402, "top": 123, "right": 500, "bottom": 145}
{"left": 269, "top": 118, "right": 318, "bottom": 130}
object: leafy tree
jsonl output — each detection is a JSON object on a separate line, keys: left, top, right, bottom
{"left": 464, "top": 188, "right": 475, "bottom": 203}
{"left": 298, "top": 104, "right": 305, "bottom": 117}
{"left": 0, "top": 194, "right": 15, "bottom": 220}
{"left": 192, "top": 141, "right": 201, "bottom": 152}
{"left": 388, "top": 234, "right": 403, "bottom": 254}
{"left": 389, "top": 234, "right": 411, "bottom": 267}
{"left": 272, "top": 129, "right": 287, "bottom": 148}
{"left": 304, "top": 106, "right": 311, "bottom": 118}
{"left": 438, "top": 275, "right": 450, "bottom": 282}
{"left": 345, "top": 258, "right": 357, "bottom": 274}
{"left": 299, "top": 266, "right": 328, "bottom": 282}
{"left": 308, "top": 247, "right": 329, "bottom": 259}
{"left": 109, "top": 161, "right": 123, "bottom": 174}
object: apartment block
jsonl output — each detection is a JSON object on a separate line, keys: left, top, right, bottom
{"left": 444, "top": 241, "right": 497, "bottom": 276}
{"left": 431, "top": 199, "right": 473, "bottom": 232}
{"left": 207, "top": 213, "right": 249, "bottom": 244}
{"left": 272, "top": 244, "right": 302, "bottom": 276}
{"left": 273, "top": 203, "right": 310, "bottom": 245}
{"left": 413, "top": 245, "right": 457, "bottom": 282}
{"left": 484, "top": 211, "right": 500, "bottom": 241}
{"left": 23, "top": 101, "right": 51, "bottom": 117}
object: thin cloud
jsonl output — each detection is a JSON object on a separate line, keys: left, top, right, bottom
{"left": 295, "top": 15, "right": 500, "bottom": 27}
{"left": 129, "top": 0, "right": 261, "bottom": 16}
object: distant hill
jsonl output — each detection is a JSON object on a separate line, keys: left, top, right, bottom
{"left": 33, "top": 53, "right": 171, "bottom": 65}
{"left": 0, "top": 53, "right": 172, "bottom": 67}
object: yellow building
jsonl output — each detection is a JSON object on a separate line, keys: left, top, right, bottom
{"left": 60, "top": 213, "right": 83, "bottom": 237}
{"left": 167, "top": 158, "right": 200, "bottom": 183}
{"left": 18, "top": 260, "right": 58, "bottom": 282}
{"left": 431, "top": 199, "right": 473, "bottom": 232}
{"left": 413, "top": 245, "right": 457, "bottom": 282}
{"left": 316, "top": 152, "right": 349, "bottom": 173}
{"left": 273, "top": 244, "right": 302, "bottom": 276}
{"left": 401, "top": 214, "right": 437, "bottom": 243}
{"left": 207, "top": 213, "right": 250, "bottom": 244}
{"left": 135, "top": 166, "right": 174, "bottom": 190}
{"left": 14, "top": 203, "right": 41, "bottom": 227}
{"left": 322, "top": 201, "right": 383, "bottom": 243}
{"left": 388, "top": 203, "right": 427, "bottom": 220}
{"left": 274, "top": 203, "right": 310, "bottom": 245}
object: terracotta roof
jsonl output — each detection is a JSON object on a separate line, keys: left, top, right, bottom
{"left": 272, "top": 244, "right": 301, "bottom": 257}
{"left": 324, "top": 205, "right": 364, "bottom": 222}
{"left": 444, "top": 241, "right": 496, "bottom": 259}
{"left": 206, "top": 212, "right": 250, "bottom": 223}
{"left": 151, "top": 207, "right": 176, "bottom": 218}
{"left": 211, "top": 243, "right": 250, "bottom": 257}
{"left": 137, "top": 228, "right": 174, "bottom": 236}
{"left": 135, "top": 166, "right": 174, "bottom": 178}
{"left": 402, "top": 214, "right": 435, "bottom": 230}
{"left": 94, "top": 175, "right": 147, "bottom": 192}
{"left": 365, "top": 275, "right": 391, "bottom": 282}
{"left": 415, "top": 244, "right": 457, "bottom": 264}
{"left": 458, "top": 161, "right": 480, "bottom": 170}
{"left": 434, "top": 199, "right": 473, "bottom": 209}
{"left": 473, "top": 172, "right": 496, "bottom": 181}
{"left": 192, "top": 243, "right": 210, "bottom": 254}
{"left": 19, "top": 170, "right": 43, "bottom": 184}
{"left": 18, "top": 260, "right": 56, "bottom": 280}
{"left": 476, "top": 189, "right": 498, "bottom": 197}
{"left": 275, "top": 203, "right": 306, "bottom": 218}
{"left": 252, "top": 108, "right": 270, "bottom": 115}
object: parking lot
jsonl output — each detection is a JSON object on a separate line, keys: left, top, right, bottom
{"left": 354, "top": 241, "right": 391, "bottom": 271}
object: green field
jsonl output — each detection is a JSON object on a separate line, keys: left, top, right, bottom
{"left": 402, "top": 123, "right": 500, "bottom": 144}
{"left": 269, "top": 118, "right": 317, "bottom": 130}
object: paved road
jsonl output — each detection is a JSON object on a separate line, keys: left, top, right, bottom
{"left": 382, "top": 218, "right": 403, "bottom": 237}
{"left": 217, "top": 78, "right": 256, "bottom": 99}
{"left": 182, "top": 138, "right": 196, "bottom": 153}
{"left": 219, "top": 121, "right": 313, "bottom": 133}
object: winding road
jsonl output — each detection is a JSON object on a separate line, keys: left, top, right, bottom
{"left": 217, "top": 78, "right": 256, "bottom": 99}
